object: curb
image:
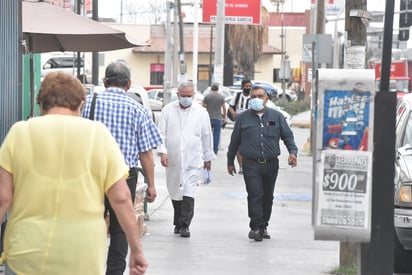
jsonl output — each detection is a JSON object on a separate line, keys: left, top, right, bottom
{"left": 290, "top": 122, "right": 311, "bottom": 128}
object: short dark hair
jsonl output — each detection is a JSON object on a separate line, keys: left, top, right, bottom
{"left": 241, "top": 79, "right": 252, "bottom": 88}
{"left": 104, "top": 61, "right": 130, "bottom": 87}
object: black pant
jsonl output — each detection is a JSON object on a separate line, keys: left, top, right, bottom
{"left": 105, "top": 167, "right": 138, "bottom": 275}
{"left": 242, "top": 158, "right": 279, "bottom": 230}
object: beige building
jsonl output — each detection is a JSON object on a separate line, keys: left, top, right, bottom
{"left": 99, "top": 12, "right": 308, "bottom": 91}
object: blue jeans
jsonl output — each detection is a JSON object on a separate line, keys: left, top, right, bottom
{"left": 242, "top": 158, "right": 279, "bottom": 230}
{"left": 210, "top": 118, "right": 222, "bottom": 154}
{"left": 105, "top": 167, "right": 138, "bottom": 275}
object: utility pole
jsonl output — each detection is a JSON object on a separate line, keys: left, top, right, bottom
{"left": 163, "top": 1, "right": 174, "bottom": 106}
{"left": 92, "top": 0, "right": 99, "bottom": 85}
{"left": 339, "top": 0, "right": 368, "bottom": 269}
{"left": 176, "top": 0, "right": 187, "bottom": 82}
{"left": 192, "top": 0, "right": 199, "bottom": 89}
{"left": 360, "top": 0, "right": 395, "bottom": 272}
{"left": 214, "top": 0, "right": 225, "bottom": 85}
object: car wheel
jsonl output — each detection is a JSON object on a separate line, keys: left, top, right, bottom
{"left": 394, "top": 231, "right": 412, "bottom": 273}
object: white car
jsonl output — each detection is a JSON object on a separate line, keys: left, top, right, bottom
{"left": 41, "top": 52, "right": 91, "bottom": 83}
{"left": 84, "top": 85, "right": 155, "bottom": 122}
{"left": 231, "top": 80, "right": 297, "bottom": 102}
{"left": 147, "top": 88, "right": 204, "bottom": 110}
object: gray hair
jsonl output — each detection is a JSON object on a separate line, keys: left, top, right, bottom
{"left": 104, "top": 60, "right": 131, "bottom": 87}
{"left": 177, "top": 81, "right": 195, "bottom": 93}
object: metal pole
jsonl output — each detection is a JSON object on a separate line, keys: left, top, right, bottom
{"left": 176, "top": 0, "right": 187, "bottom": 82}
{"left": 92, "top": 0, "right": 99, "bottom": 85}
{"left": 360, "top": 0, "right": 395, "bottom": 274}
{"left": 213, "top": 0, "right": 225, "bottom": 85}
{"left": 280, "top": 4, "right": 286, "bottom": 104}
{"left": 192, "top": 0, "right": 199, "bottom": 89}
{"left": 209, "top": 25, "right": 214, "bottom": 86}
{"left": 173, "top": 5, "right": 179, "bottom": 87}
{"left": 163, "top": 2, "right": 174, "bottom": 106}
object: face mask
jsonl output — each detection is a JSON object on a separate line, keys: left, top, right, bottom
{"left": 250, "top": 98, "right": 264, "bottom": 111}
{"left": 243, "top": 88, "right": 251, "bottom": 95}
{"left": 179, "top": 96, "right": 193, "bottom": 108}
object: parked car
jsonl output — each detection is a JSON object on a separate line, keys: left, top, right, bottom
{"left": 394, "top": 93, "right": 412, "bottom": 272}
{"left": 230, "top": 80, "right": 297, "bottom": 102}
{"left": 41, "top": 52, "right": 91, "bottom": 83}
{"left": 224, "top": 96, "right": 291, "bottom": 126}
{"left": 147, "top": 88, "right": 204, "bottom": 110}
{"left": 147, "top": 88, "right": 164, "bottom": 111}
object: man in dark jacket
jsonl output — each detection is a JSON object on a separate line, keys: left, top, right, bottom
{"left": 227, "top": 86, "right": 298, "bottom": 241}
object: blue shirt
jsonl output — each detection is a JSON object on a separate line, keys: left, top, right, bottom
{"left": 82, "top": 87, "right": 162, "bottom": 168}
{"left": 227, "top": 107, "right": 298, "bottom": 165}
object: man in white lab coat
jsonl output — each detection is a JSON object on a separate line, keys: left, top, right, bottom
{"left": 157, "top": 81, "right": 215, "bottom": 238}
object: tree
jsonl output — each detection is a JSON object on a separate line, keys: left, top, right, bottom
{"left": 121, "top": 0, "right": 164, "bottom": 24}
{"left": 227, "top": 8, "right": 269, "bottom": 80}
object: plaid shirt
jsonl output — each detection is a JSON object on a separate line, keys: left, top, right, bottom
{"left": 82, "top": 87, "right": 162, "bottom": 168}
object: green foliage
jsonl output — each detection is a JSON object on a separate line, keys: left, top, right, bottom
{"left": 326, "top": 264, "right": 357, "bottom": 275}
{"left": 277, "top": 100, "right": 311, "bottom": 116}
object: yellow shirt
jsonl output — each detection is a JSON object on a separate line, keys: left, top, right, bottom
{"left": 0, "top": 115, "right": 128, "bottom": 275}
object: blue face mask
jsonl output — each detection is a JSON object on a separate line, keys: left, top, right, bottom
{"left": 250, "top": 98, "right": 264, "bottom": 111}
{"left": 179, "top": 96, "right": 193, "bottom": 108}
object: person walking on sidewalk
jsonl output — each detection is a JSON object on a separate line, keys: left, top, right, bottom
{"left": 202, "top": 83, "right": 227, "bottom": 154}
{"left": 0, "top": 72, "right": 148, "bottom": 274}
{"left": 227, "top": 86, "right": 298, "bottom": 242}
{"left": 157, "top": 81, "right": 215, "bottom": 238}
{"left": 228, "top": 79, "right": 252, "bottom": 173}
{"left": 82, "top": 61, "right": 162, "bottom": 274}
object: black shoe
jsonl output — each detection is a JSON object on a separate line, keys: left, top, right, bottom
{"left": 248, "top": 229, "right": 263, "bottom": 241}
{"left": 263, "top": 228, "right": 271, "bottom": 239}
{"left": 180, "top": 227, "right": 191, "bottom": 238}
{"left": 174, "top": 226, "right": 181, "bottom": 234}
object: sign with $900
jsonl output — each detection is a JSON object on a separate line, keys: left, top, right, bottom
{"left": 323, "top": 169, "right": 367, "bottom": 193}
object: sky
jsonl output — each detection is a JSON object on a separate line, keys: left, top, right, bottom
{"left": 98, "top": 0, "right": 388, "bottom": 23}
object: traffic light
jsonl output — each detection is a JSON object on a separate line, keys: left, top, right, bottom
{"left": 399, "top": 0, "right": 412, "bottom": 41}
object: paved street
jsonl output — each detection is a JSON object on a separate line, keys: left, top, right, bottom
{"left": 135, "top": 123, "right": 340, "bottom": 275}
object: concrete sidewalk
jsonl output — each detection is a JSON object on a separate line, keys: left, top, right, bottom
{"left": 290, "top": 110, "right": 311, "bottom": 129}
{"left": 137, "top": 124, "right": 338, "bottom": 275}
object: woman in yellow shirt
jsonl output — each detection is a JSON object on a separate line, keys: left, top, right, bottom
{"left": 0, "top": 72, "right": 147, "bottom": 274}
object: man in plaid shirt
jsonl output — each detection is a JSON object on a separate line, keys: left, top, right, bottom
{"left": 82, "top": 61, "right": 162, "bottom": 275}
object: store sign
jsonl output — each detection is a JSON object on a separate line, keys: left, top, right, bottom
{"left": 311, "top": 0, "right": 345, "bottom": 16}
{"left": 202, "top": 0, "right": 261, "bottom": 25}
{"left": 313, "top": 69, "right": 375, "bottom": 242}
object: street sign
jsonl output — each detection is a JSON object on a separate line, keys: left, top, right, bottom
{"left": 302, "top": 34, "right": 332, "bottom": 64}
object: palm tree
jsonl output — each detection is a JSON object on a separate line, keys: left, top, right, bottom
{"left": 227, "top": 7, "right": 269, "bottom": 80}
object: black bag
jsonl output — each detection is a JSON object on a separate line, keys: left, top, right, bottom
{"left": 227, "top": 92, "right": 242, "bottom": 122}
{"left": 227, "top": 109, "right": 235, "bottom": 122}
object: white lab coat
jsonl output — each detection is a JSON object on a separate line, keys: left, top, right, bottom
{"left": 157, "top": 101, "right": 215, "bottom": 200}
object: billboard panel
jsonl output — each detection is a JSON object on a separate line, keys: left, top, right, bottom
{"left": 202, "top": 0, "right": 261, "bottom": 25}
{"left": 313, "top": 69, "right": 375, "bottom": 242}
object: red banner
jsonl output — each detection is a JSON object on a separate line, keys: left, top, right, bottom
{"left": 202, "top": 0, "right": 261, "bottom": 25}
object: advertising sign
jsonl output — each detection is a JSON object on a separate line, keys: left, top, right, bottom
{"left": 311, "top": 0, "right": 345, "bottom": 16}
{"left": 313, "top": 69, "right": 375, "bottom": 242}
{"left": 202, "top": 0, "right": 261, "bottom": 25}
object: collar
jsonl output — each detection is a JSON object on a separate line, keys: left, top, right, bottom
{"left": 105, "top": 87, "right": 127, "bottom": 95}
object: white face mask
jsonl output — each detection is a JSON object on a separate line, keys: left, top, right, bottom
{"left": 250, "top": 98, "right": 264, "bottom": 111}
{"left": 179, "top": 96, "right": 193, "bottom": 107}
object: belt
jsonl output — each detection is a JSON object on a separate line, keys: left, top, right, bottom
{"left": 244, "top": 157, "right": 277, "bottom": 164}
